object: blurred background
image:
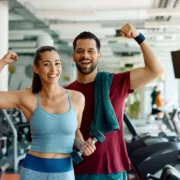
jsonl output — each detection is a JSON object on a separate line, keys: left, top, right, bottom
{"left": 1, "top": 0, "right": 180, "bottom": 179}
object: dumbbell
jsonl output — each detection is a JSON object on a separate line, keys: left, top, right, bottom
{"left": 71, "top": 131, "right": 106, "bottom": 164}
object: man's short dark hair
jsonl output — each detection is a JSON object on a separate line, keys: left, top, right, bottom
{"left": 73, "top": 31, "right": 101, "bottom": 52}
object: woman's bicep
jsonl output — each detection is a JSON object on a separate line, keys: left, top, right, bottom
{"left": 0, "top": 91, "right": 21, "bottom": 109}
{"left": 77, "top": 94, "right": 85, "bottom": 129}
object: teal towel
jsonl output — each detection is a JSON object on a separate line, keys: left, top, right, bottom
{"left": 90, "top": 72, "right": 120, "bottom": 135}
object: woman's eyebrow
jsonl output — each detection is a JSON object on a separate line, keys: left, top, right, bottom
{"left": 42, "top": 59, "right": 61, "bottom": 63}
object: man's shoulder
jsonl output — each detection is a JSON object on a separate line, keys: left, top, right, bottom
{"left": 98, "top": 71, "right": 130, "bottom": 85}
{"left": 112, "top": 71, "right": 130, "bottom": 81}
{"left": 64, "top": 80, "right": 77, "bottom": 89}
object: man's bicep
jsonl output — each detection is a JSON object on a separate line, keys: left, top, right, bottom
{"left": 130, "top": 67, "right": 154, "bottom": 90}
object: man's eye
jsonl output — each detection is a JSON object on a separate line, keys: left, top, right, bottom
{"left": 76, "top": 51, "right": 83, "bottom": 53}
{"left": 44, "top": 63, "right": 49, "bottom": 66}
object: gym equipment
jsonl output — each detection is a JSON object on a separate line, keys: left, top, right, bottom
{"left": 147, "top": 165, "right": 180, "bottom": 180}
{"left": 124, "top": 114, "right": 169, "bottom": 154}
{"left": 0, "top": 163, "right": 9, "bottom": 180}
{"left": 162, "top": 109, "right": 180, "bottom": 135}
{"left": 0, "top": 137, "right": 7, "bottom": 157}
{"left": 170, "top": 109, "right": 180, "bottom": 135}
{"left": 158, "top": 108, "right": 180, "bottom": 141}
{"left": 71, "top": 131, "right": 106, "bottom": 164}
{"left": 125, "top": 113, "right": 180, "bottom": 179}
{"left": 0, "top": 111, "right": 12, "bottom": 136}
{"left": 162, "top": 110, "right": 174, "bottom": 132}
{"left": 0, "top": 109, "right": 31, "bottom": 172}
{"left": 129, "top": 141, "right": 180, "bottom": 166}
{"left": 131, "top": 149, "right": 180, "bottom": 180}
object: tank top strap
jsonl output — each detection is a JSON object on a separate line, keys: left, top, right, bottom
{"left": 65, "top": 90, "right": 72, "bottom": 109}
{"left": 36, "top": 93, "right": 40, "bottom": 105}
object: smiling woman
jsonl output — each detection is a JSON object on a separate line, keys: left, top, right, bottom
{"left": 0, "top": 46, "right": 96, "bottom": 180}
{"left": 31, "top": 47, "right": 62, "bottom": 93}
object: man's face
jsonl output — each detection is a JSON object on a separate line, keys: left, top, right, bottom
{"left": 73, "top": 39, "right": 101, "bottom": 74}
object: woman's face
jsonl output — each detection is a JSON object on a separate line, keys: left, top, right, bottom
{"left": 34, "top": 50, "right": 62, "bottom": 85}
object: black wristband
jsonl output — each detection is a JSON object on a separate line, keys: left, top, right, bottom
{"left": 134, "top": 33, "right": 145, "bottom": 44}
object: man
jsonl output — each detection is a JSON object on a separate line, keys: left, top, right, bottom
{"left": 66, "top": 23, "right": 163, "bottom": 180}
{"left": 147, "top": 85, "right": 158, "bottom": 124}
{"left": 151, "top": 86, "right": 158, "bottom": 114}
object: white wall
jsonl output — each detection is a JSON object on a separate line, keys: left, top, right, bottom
{"left": 0, "top": 1, "right": 8, "bottom": 91}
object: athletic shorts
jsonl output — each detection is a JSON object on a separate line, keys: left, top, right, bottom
{"left": 20, "top": 153, "right": 74, "bottom": 180}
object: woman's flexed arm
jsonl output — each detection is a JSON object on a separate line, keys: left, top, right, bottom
{"left": 0, "top": 51, "right": 21, "bottom": 109}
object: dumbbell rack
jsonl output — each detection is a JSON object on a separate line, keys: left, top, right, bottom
{"left": 0, "top": 109, "right": 26, "bottom": 172}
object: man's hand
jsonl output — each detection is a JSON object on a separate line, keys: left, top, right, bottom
{"left": 81, "top": 138, "right": 96, "bottom": 156}
{"left": 1, "top": 50, "right": 18, "bottom": 65}
{"left": 120, "top": 23, "right": 139, "bottom": 39}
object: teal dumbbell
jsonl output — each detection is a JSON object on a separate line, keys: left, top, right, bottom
{"left": 71, "top": 131, "right": 106, "bottom": 164}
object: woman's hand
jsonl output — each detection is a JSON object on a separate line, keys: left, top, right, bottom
{"left": 1, "top": 50, "right": 18, "bottom": 65}
{"left": 81, "top": 138, "right": 96, "bottom": 156}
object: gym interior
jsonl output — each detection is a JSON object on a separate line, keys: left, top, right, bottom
{"left": 1, "top": 0, "right": 180, "bottom": 179}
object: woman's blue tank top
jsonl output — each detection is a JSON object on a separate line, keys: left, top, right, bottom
{"left": 29, "top": 91, "right": 78, "bottom": 153}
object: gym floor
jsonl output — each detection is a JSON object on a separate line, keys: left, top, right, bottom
{"left": 2, "top": 174, "right": 19, "bottom": 180}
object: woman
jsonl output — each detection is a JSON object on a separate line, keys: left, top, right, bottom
{"left": 0, "top": 46, "right": 96, "bottom": 180}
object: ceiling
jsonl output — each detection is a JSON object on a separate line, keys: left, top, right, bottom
{"left": 7, "top": 0, "right": 180, "bottom": 72}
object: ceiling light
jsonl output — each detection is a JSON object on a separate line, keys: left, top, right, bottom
{"left": 147, "top": 8, "right": 180, "bottom": 16}
{"left": 144, "top": 21, "right": 180, "bottom": 29}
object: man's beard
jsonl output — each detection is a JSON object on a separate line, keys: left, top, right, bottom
{"left": 75, "top": 60, "right": 98, "bottom": 75}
